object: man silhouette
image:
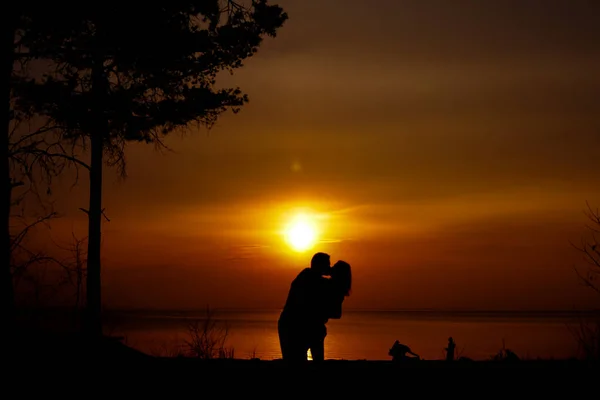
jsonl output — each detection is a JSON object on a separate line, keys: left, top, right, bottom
{"left": 278, "top": 252, "right": 331, "bottom": 362}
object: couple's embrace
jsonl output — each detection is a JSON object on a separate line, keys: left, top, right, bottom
{"left": 278, "top": 252, "right": 352, "bottom": 362}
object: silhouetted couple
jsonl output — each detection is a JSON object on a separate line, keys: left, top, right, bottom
{"left": 278, "top": 252, "right": 352, "bottom": 362}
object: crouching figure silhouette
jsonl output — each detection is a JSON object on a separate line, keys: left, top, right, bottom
{"left": 388, "top": 340, "right": 420, "bottom": 361}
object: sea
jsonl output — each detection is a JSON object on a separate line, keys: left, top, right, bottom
{"left": 104, "top": 309, "right": 599, "bottom": 361}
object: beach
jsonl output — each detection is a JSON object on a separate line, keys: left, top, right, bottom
{"left": 103, "top": 309, "right": 594, "bottom": 361}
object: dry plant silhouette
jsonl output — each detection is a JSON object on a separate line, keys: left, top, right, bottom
{"left": 55, "top": 234, "right": 88, "bottom": 329}
{"left": 185, "top": 307, "right": 234, "bottom": 359}
{"left": 568, "top": 317, "right": 600, "bottom": 361}
{"left": 573, "top": 202, "right": 600, "bottom": 295}
{"left": 149, "top": 341, "right": 186, "bottom": 358}
{"left": 570, "top": 202, "right": 600, "bottom": 361}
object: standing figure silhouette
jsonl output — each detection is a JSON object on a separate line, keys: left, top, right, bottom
{"left": 278, "top": 252, "right": 331, "bottom": 362}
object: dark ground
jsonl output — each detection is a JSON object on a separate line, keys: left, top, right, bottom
{"left": 5, "top": 331, "right": 597, "bottom": 396}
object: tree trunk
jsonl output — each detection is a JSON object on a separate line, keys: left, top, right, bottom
{"left": 3, "top": 13, "right": 16, "bottom": 334}
{"left": 84, "top": 61, "right": 107, "bottom": 339}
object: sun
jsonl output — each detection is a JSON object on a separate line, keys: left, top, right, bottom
{"left": 284, "top": 213, "right": 318, "bottom": 252}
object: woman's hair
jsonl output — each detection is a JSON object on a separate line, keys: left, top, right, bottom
{"left": 331, "top": 260, "right": 352, "bottom": 296}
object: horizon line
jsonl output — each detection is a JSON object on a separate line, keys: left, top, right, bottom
{"left": 19, "top": 306, "right": 600, "bottom": 313}
{"left": 99, "top": 306, "right": 600, "bottom": 313}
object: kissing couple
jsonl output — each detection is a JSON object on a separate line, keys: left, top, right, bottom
{"left": 278, "top": 252, "right": 352, "bottom": 362}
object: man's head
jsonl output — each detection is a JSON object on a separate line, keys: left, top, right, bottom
{"left": 310, "top": 252, "right": 331, "bottom": 275}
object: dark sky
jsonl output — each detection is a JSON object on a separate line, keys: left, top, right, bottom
{"left": 46, "top": 0, "right": 600, "bottom": 310}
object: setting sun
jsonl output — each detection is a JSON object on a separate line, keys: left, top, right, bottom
{"left": 284, "top": 213, "right": 318, "bottom": 252}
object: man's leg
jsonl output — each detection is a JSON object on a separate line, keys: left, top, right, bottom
{"left": 279, "top": 320, "right": 308, "bottom": 362}
{"left": 278, "top": 319, "right": 294, "bottom": 360}
{"left": 308, "top": 324, "right": 326, "bottom": 362}
{"left": 309, "top": 339, "right": 324, "bottom": 362}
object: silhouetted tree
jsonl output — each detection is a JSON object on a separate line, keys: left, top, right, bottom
{"left": 573, "top": 202, "right": 600, "bottom": 296}
{"left": 570, "top": 202, "right": 600, "bottom": 360}
{"left": 4, "top": 9, "right": 88, "bottom": 333}
{"left": 4, "top": 6, "right": 21, "bottom": 334}
{"left": 15, "top": 1, "right": 287, "bottom": 338}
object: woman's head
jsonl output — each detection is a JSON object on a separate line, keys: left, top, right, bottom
{"left": 331, "top": 260, "right": 352, "bottom": 296}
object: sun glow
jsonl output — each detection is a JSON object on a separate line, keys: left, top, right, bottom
{"left": 284, "top": 213, "right": 318, "bottom": 252}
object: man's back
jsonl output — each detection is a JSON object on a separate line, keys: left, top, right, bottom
{"left": 280, "top": 268, "right": 324, "bottom": 325}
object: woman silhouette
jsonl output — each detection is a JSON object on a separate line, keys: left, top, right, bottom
{"left": 308, "top": 260, "right": 352, "bottom": 361}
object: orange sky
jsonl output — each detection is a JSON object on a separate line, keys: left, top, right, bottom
{"left": 37, "top": 0, "right": 599, "bottom": 311}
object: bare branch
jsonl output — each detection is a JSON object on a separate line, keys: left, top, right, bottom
{"left": 185, "top": 306, "right": 233, "bottom": 359}
{"left": 573, "top": 202, "right": 600, "bottom": 296}
{"left": 10, "top": 212, "right": 59, "bottom": 255}
{"left": 26, "top": 148, "right": 90, "bottom": 170}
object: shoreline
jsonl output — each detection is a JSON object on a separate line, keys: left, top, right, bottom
{"left": 7, "top": 331, "right": 597, "bottom": 371}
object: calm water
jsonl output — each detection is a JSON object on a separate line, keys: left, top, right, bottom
{"left": 106, "top": 309, "right": 596, "bottom": 361}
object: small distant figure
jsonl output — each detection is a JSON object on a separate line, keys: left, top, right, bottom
{"left": 445, "top": 337, "right": 456, "bottom": 361}
{"left": 504, "top": 349, "right": 520, "bottom": 361}
{"left": 493, "top": 339, "right": 520, "bottom": 362}
{"left": 494, "top": 348, "right": 520, "bottom": 362}
{"left": 388, "top": 340, "right": 420, "bottom": 361}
